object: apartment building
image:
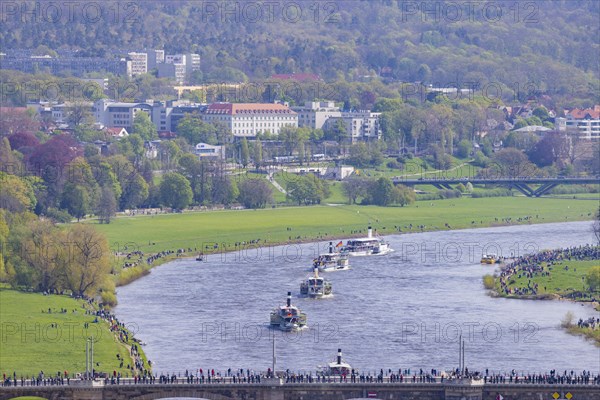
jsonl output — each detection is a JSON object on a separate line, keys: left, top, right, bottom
{"left": 556, "top": 105, "right": 600, "bottom": 139}
{"left": 292, "top": 101, "right": 342, "bottom": 130}
{"left": 325, "top": 111, "right": 382, "bottom": 142}
{"left": 127, "top": 52, "right": 148, "bottom": 76}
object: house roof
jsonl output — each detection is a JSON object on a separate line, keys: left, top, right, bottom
{"left": 206, "top": 103, "right": 296, "bottom": 115}
{"left": 567, "top": 105, "right": 600, "bottom": 119}
{"left": 513, "top": 125, "right": 551, "bottom": 132}
{"left": 105, "top": 127, "right": 128, "bottom": 135}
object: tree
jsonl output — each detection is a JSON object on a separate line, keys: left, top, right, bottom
{"left": 238, "top": 179, "right": 273, "bottom": 208}
{"left": 527, "top": 132, "right": 570, "bottom": 167}
{"left": 0, "top": 172, "right": 37, "bottom": 213}
{"left": 253, "top": 139, "right": 263, "bottom": 168}
{"left": 120, "top": 173, "right": 149, "bottom": 210}
{"left": 587, "top": 266, "right": 600, "bottom": 292}
{"left": 64, "top": 224, "right": 111, "bottom": 297}
{"left": 61, "top": 184, "right": 91, "bottom": 221}
{"left": 456, "top": 139, "right": 472, "bottom": 159}
{"left": 348, "top": 143, "right": 371, "bottom": 167}
{"left": 0, "top": 107, "right": 40, "bottom": 136}
{"left": 286, "top": 175, "right": 328, "bottom": 205}
{"left": 394, "top": 184, "right": 416, "bottom": 206}
{"left": 159, "top": 172, "right": 193, "bottom": 209}
{"left": 66, "top": 102, "right": 94, "bottom": 127}
{"left": 21, "top": 219, "right": 63, "bottom": 293}
{"left": 370, "top": 177, "right": 395, "bottom": 206}
{"left": 131, "top": 112, "right": 157, "bottom": 141}
{"left": 240, "top": 138, "right": 250, "bottom": 167}
{"left": 211, "top": 174, "right": 239, "bottom": 205}
{"left": 97, "top": 187, "right": 117, "bottom": 224}
{"left": 593, "top": 207, "right": 600, "bottom": 244}
{"left": 342, "top": 175, "right": 370, "bottom": 204}
{"left": 492, "top": 148, "right": 537, "bottom": 178}
{"left": 7, "top": 131, "right": 39, "bottom": 153}
{"left": 175, "top": 113, "right": 218, "bottom": 145}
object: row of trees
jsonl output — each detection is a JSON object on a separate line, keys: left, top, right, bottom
{"left": 342, "top": 176, "right": 415, "bottom": 207}
{"left": 0, "top": 210, "right": 111, "bottom": 299}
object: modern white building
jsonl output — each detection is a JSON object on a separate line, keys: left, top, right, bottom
{"left": 292, "top": 101, "right": 342, "bottom": 130}
{"left": 556, "top": 105, "right": 600, "bottom": 139}
{"left": 325, "top": 111, "right": 382, "bottom": 142}
{"left": 93, "top": 99, "right": 153, "bottom": 130}
{"left": 127, "top": 52, "right": 148, "bottom": 76}
{"left": 203, "top": 102, "right": 298, "bottom": 138}
{"left": 194, "top": 142, "right": 224, "bottom": 159}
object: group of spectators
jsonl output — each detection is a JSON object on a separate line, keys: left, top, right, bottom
{"left": 497, "top": 244, "right": 599, "bottom": 297}
{"left": 4, "top": 368, "right": 599, "bottom": 387}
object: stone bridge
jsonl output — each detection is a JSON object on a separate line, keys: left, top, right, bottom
{"left": 1, "top": 381, "right": 599, "bottom": 400}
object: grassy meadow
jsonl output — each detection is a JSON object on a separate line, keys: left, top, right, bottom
{"left": 0, "top": 290, "right": 144, "bottom": 378}
{"left": 92, "top": 196, "right": 598, "bottom": 254}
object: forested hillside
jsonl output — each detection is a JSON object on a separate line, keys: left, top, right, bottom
{"left": 1, "top": 0, "right": 598, "bottom": 96}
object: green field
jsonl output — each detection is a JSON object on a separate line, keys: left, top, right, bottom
{"left": 0, "top": 290, "right": 144, "bottom": 377}
{"left": 496, "top": 259, "right": 599, "bottom": 297}
{"left": 92, "top": 196, "right": 598, "bottom": 254}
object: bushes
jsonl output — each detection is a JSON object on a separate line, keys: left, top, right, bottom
{"left": 417, "top": 189, "right": 462, "bottom": 201}
{"left": 116, "top": 265, "right": 150, "bottom": 286}
{"left": 549, "top": 185, "right": 599, "bottom": 195}
{"left": 483, "top": 275, "right": 495, "bottom": 290}
{"left": 471, "top": 188, "right": 514, "bottom": 198}
{"left": 44, "top": 207, "right": 73, "bottom": 223}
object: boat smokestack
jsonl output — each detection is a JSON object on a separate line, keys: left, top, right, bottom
{"left": 337, "top": 348, "right": 342, "bottom": 365}
{"left": 368, "top": 226, "right": 372, "bottom": 238}
{"left": 287, "top": 292, "right": 291, "bottom": 307}
{"left": 329, "top": 241, "right": 333, "bottom": 254}
{"left": 314, "top": 266, "right": 319, "bottom": 278}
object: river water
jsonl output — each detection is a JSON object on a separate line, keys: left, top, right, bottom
{"left": 115, "top": 221, "right": 600, "bottom": 374}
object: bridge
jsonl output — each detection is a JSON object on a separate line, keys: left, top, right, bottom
{"left": 392, "top": 177, "right": 600, "bottom": 197}
{"left": 1, "top": 379, "right": 599, "bottom": 400}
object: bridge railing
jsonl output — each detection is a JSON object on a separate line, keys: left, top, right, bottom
{"left": 2, "top": 375, "right": 599, "bottom": 388}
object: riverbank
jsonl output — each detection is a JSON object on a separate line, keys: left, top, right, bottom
{"left": 0, "top": 289, "right": 151, "bottom": 377}
{"left": 91, "top": 197, "right": 598, "bottom": 287}
{"left": 484, "top": 246, "right": 600, "bottom": 345}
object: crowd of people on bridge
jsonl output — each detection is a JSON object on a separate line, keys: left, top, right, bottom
{"left": 4, "top": 367, "right": 599, "bottom": 387}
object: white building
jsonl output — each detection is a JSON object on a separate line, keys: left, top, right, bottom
{"left": 556, "top": 105, "right": 600, "bottom": 139}
{"left": 194, "top": 142, "right": 224, "bottom": 159}
{"left": 325, "top": 111, "right": 382, "bottom": 142}
{"left": 203, "top": 103, "right": 298, "bottom": 138}
{"left": 93, "top": 99, "right": 153, "bottom": 130}
{"left": 127, "top": 52, "right": 148, "bottom": 76}
{"left": 292, "top": 101, "right": 342, "bottom": 130}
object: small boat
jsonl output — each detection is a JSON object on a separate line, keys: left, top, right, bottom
{"left": 313, "top": 242, "right": 350, "bottom": 272}
{"left": 480, "top": 254, "right": 499, "bottom": 264}
{"left": 270, "top": 292, "right": 307, "bottom": 332}
{"left": 300, "top": 267, "right": 333, "bottom": 298}
{"left": 342, "top": 226, "right": 392, "bottom": 256}
{"left": 319, "top": 349, "right": 352, "bottom": 376}
{"left": 196, "top": 253, "right": 204, "bottom": 261}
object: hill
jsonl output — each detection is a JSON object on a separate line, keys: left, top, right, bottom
{"left": 0, "top": 0, "right": 598, "bottom": 98}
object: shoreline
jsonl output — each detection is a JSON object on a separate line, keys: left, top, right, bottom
{"left": 115, "top": 218, "right": 597, "bottom": 287}
{"left": 485, "top": 247, "right": 600, "bottom": 345}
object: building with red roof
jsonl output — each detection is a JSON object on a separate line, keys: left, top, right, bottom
{"left": 203, "top": 102, "right": 298, "bottom": 137}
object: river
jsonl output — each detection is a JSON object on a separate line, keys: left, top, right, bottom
{"left": 114, "top": 221, "right": 600, "bottom": 374}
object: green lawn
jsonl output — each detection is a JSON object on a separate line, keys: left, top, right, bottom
{"left": 0, "top": 290, "right": 144, "bottom": 378}
{"left": 497, "top": 259, "right": 599, "bottom": 296}
{"left": 91, "top": 197, "right": 598, "bottom": 254}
